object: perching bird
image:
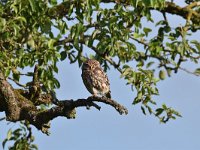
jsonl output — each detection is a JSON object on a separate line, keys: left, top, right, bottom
{"left": 81, "top": 59, "right": 111, "bottom": 98}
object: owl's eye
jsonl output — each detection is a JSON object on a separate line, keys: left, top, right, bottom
{"left": 84, "top": 64, "right": 90, "bottom": 67}
{"left": 82, "top": 63, "right": 90, "bottom": 70}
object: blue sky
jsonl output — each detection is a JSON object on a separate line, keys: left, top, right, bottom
{"left": 1, "top": 60, "right": 200, "bottom": 150}
{"left": 1, "top": 1, "right": 200, "bottom": 150}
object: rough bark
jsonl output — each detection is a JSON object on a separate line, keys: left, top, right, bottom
{"left": 49, "top": 1, "right": 200, "bottom": 25}
{"left": 0, "top": 71, "right": 128, "bottom": 134}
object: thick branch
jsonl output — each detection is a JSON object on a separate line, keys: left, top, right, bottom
{"left": 184, "top": 1, "right": 200, "bottom": 9}
{"left": 0, "top": 72, "right": 21, "bottom": 121}
{"left": 0, "top": 71, "right": 128, "bottom": 134}
{"left": 102, "top": 1, "right": 200, "bottom": 25}
{"left": 58, "top": 96, "right": 128, "bottom": 115}
{"left": 14, "top": 96, "right": 127, "bottom": 134}
{"left": 49, "top": 1, "right": 200, "bottom": 25}
{"left": 162, "top": 2, "right": 200, "bottom": 25}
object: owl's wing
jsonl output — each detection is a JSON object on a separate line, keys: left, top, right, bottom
{"left": 93, "top": 67, "right": 110, "bottom": 85}
{"left": 81, "top": 71, "right": 94, "bottom": 94}
{"left": 93, "top": 67, "right": 111, "bottom": 97}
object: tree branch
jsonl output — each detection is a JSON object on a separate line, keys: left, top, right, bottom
{"left": 49, "top": 1, "right": 200, "bottom": 25}
{"left": 184, "top": 1, "right": 200, "bottom": 9}
{"left": 0, "top": 72, "right": 21, "bottom": 121}
{"left": 17, "top": 96, "right": 127, "bottom": 134}
{"left": 161, "top": 2, "right": 200, "bottom": 25}
{"left": 88, "top": 96, "right": 128, "bottom": 115}
{"left": 58, "top": 96, "right": 128, "bottom": 115}
{"left": 56, "top": 36, "right": 123, "bottom": 73}
{"left": 179, "top": 67, "right": 200, "bottom": 76}
{"left": 8, "top": 77, "right": 27, "bottom": 89}
{"left": 0, "top": 71, "right": 128, "bottom": 134}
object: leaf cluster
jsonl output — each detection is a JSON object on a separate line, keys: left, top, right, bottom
{"left": 0, "top": 0, "right": 200, "bottom": 148}
{"left": 3, "top": 122, "right": 37, "bottom": 150}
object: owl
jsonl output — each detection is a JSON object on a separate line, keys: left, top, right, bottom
{"left": 81, "top": 59, "right": 111, "bottom": 98}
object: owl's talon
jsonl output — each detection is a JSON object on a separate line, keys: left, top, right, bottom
{"left": 92, "top": 94, "right": 97, "bottom": 97}
{"left": 102, "top": 95, "right": 106, "bottom": 98}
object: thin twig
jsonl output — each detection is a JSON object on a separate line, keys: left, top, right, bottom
{"left": 179, "top": 67, "right": 200, "bottom": 76}
{"left": 0, "top": 117, "right": 5, "bottom": 121}
{"left": 8, "top": 77, "right": 27, "bottom": 88}
{"left": 184, "top": 1, "right": 200, "bottom": 9}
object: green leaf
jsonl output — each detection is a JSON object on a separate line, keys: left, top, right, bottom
{"left": 41, "top": 20, "right": 52, "bottom": 34}
{"left": 16, "top": 16, "right": 27, "bottom": 23}
{"left": 141, "top": 106, "right": 146, "bottom": 115}
{"left": 92, "top": 30, "right": 99, "bottom": 39}
{"left": 53, "top": 65, "right": 58, "bottom": 73}
{"left": 133, "top": 91, "right": 142, "bottom": 105}
{"left": 12, "top": 24, "right": 20, "bottom": 36}
{"left": 156, "top": 20, "right": 166, "bottom": 26}
{"left": 48, "top": 39, "right": 56, "bottom": 49}
{"left": 146, "top": 61, "right": 154, "bottom": 68}
{"left": 60, "top": 51, "right": 67, "bottom": 61}
{"left": 73, "top": 37, "right": 79, "bottom": 50}
{"left": 13, "top": 72, "right": 20, "bottom": 81}
{"left": 2, "top": 139, "right": 8, "bottom": 149}
{"left": 10, "top": 3, "right": 18, "bottom": 13}
{"left": 146, "top": 105, "right": 152, "bottom": 114}
{"left": 162, "top": 104, "right": 167, "bottom": 110}
{"left": 49, "top": 0, "right": 57, "bottom": 5}
{"left": 194, "top": 68, "right": 200, "bottom": 76}
{"left": 131, "top": 0, "right": 139, "bottom": 7}
{"left": 164, "top": 26, "right": 171, "bottom": 33}
{"left": 30, "top": 144, "right": 38, "bottom": 150}
{"left": 12, "top": 128, "right": 22, "bottom": 140}
{"left": 0, "top": 18, "right": 6, "bottom": 29}
{"left": 28, "top": 0, "right": 36, "bottom": 11}
{"left": 7, "top": 129, "right": 12, "bottom": 140}
{"left": 133, "top": 33, "right": 142, "bottom": 38}
{"left": 155, "top": 108, "right": 164, "bottom": 116}
{"left": 5, "top": 68, "right": 11, "bottom": 77}
{"left": 143, "top": 27, "right": 152, "bottom": 36}
{"left": 166, "top": 69, "right": 172, "bottom": 77}
{"left": 27, "top": 39, "right": 35, "bottom": 48}
{"left": 53, "top": 78, "right": 60, "bottom": 88}
{"left": 137, "top": 61, "right": 144, "bottom": 67}
{"left": 159, "top": 70, "right": 166, "bottom": 80}
{"left": 172, "top": 110, "right": 182, "bottom": 117}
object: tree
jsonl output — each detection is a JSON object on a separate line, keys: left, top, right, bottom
{"left": 0, "top": 0, "right": 199, "bottom": 149}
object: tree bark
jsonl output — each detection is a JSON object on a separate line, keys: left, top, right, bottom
{"left": 0, "top": 71, "right": 128, "bottom": 134}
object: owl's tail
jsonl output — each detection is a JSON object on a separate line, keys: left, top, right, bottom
{"left": 106, "top": 91, "right": 111, "bottom": 98}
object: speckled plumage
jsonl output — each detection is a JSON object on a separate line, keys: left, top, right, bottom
{"left": 81, "top": 59, "right": 111, "bottom": 98}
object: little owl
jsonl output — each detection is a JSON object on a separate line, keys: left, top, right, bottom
{"left": 81, "top": 59, "right": 111, "bottom": 98}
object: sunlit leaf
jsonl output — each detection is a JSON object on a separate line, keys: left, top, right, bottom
{"left": 7, "top": 129, "right": 12, "bottom": 140}
{"left": 159, "top": 70, "right": 166, "bottom": 80}
{"left": 194, "top": 68, "right": 200, "bottom": 76}
{"left": 28, "top": 0, "right": 36, "bottom": 11}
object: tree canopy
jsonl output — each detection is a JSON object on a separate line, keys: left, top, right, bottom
{"left": 0, "top": 0, "right": 199, "bottom": 149}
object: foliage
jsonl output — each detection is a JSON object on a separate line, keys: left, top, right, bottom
{"left": 2, "top": 122, "right": 37, "bottom": 150}
{"left": 0, "top": 0, "right": 199, "bottom": 149}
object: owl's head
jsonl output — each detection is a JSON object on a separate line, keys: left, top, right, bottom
{"left": 82, "top": 59, "right": 100, "bottom": 71}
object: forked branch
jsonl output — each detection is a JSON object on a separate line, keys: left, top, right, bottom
{"left": 0, "top": 71, "right": 128, "bottom": 134}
